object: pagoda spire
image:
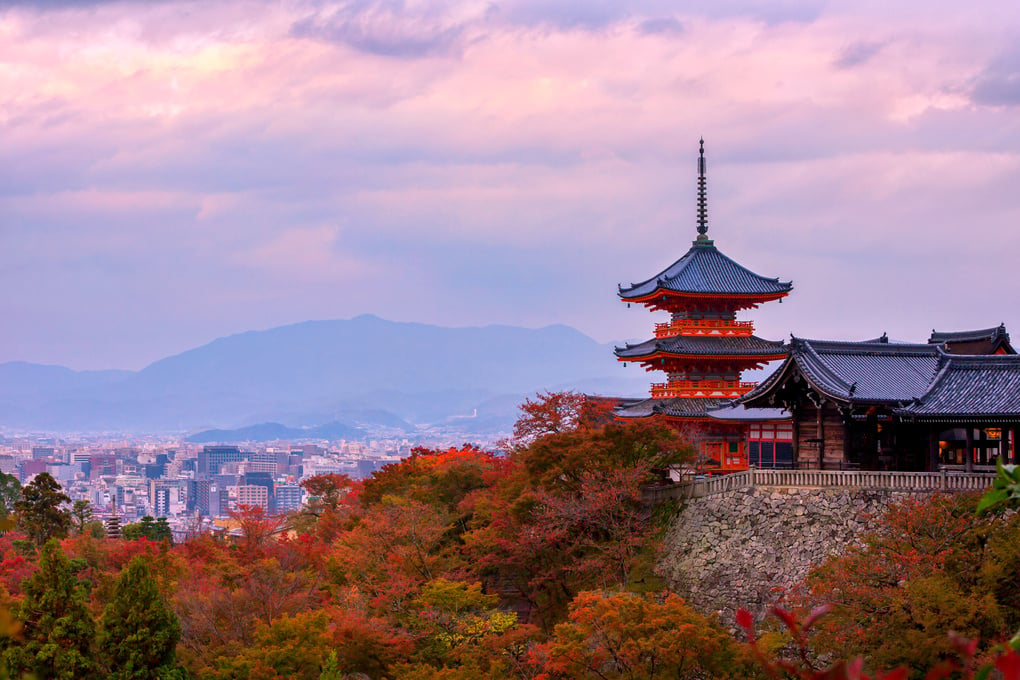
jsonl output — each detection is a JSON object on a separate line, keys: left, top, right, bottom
{"left": 695, "top": 138, "right": 710, "bottom": 244}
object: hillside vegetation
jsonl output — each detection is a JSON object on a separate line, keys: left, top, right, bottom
{"left": 0, "top": 393, "right": 1017, "bottom": 679}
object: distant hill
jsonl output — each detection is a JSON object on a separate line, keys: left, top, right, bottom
{"left": 0, "top": 315, "right": 648, "bottom": 434}
{"left": 185, "top": 421, "right": 367, "bottom": 443}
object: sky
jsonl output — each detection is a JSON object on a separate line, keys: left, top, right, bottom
{"left": 2, "top": 0, "right": 1020, "bottom": 370}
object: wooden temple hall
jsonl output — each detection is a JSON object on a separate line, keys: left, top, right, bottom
{"left": 613, "top": 140, "right": 1020, "bottom": 473}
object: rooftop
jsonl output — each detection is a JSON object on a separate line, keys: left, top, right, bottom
{"left": 618, "top": 243, "right": 793, "bottom": 300}
{"left": 615, "top": 334, "right": 787, "bottom": 360}
{"left": 741, "top": 337, "right": 944, "bottom": 405}
{"left": 896, "top": 354, "right": 1020, "bottom": 421}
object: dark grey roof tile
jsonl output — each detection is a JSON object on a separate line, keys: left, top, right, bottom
{"left": 619, "top": 243, "right": 792, "bottom": 299}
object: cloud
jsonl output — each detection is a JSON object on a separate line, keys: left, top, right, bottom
{"left": 290, "top": 1, "right": 481, "bottom": 58}
{"left": 833, "top": 40, "right": 884, "bottom": 69}
{"left": 971, "top": 46, "right": 1020, "bottom": 106}
{"left": 2, "top": 0, "right": 1020, "bottom": 371}
{"left": 637, "top": 16, "right": 684, "bottom": 36}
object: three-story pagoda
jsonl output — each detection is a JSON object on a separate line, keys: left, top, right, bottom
{"left": 615, "top": 140, "right": 792, "bottom": 471}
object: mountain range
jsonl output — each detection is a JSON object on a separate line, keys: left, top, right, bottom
{"left": 0, "top": 315, "right": 648, "bottom": 436}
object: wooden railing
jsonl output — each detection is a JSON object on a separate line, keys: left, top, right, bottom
{"left": 654, "top": 319, "right": 755, "bottom": 338}
{"left": 643, "top": 469, "right": 997, "bottom": 503}
{"left": 649, "top": 380, "right": 756, "bottom": 398}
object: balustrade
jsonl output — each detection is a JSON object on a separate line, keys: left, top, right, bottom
{"left": 649, "top": 379, "right": 757, "bottom": 398}
{"left": 653, "top": 318, "right": 755, "bottom": 338}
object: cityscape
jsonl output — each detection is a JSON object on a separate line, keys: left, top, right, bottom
{"left": 0, "top": 428, "right": 506, "bottom": 539}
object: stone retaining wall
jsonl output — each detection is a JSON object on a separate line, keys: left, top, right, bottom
{"left": 656, "top": 485, "right": 924, "bottom": 623}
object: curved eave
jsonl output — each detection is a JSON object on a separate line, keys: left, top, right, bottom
{"left": 616, "top": 351, "right": 788, "bottom": 363}
{"left": 897, "top": 412, "right": 1020, "bottom": 423}
{"left": 619, "top": 289, "right": 791, "bottom": 305}
{"left": 739, "top": 351, "right": 852, "bottom": 407}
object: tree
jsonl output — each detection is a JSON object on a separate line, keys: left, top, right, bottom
{"left": 534, "top": 591, "right": 741, "bottom": 680}
{"left": 14, "top": 472, "right": 71, "bottom": 545}
{"left": 229, "top": 505, "right": 287, "bottom": 556}
{"left": 0, "top": 474, "right": 20, "bottom": 520}
{"left": 123, "top": 515, "right": 173, "bottom": 543}
{"left": 98, "top": 555, "right": 182, "bottom": 680}
{"left": 300, "top": 474, "right": 352, "bottom": 517}
{"left": 4, "top": 539, "right": 97, "bottom": 679}
{"left": 797, "top": 493, "right": 1020, "bottom": 676}
{"left": 71, "top": 499, "right": 93, "bottom": 536}
{"left": 508, "top": 391, "right": 615, "bottom": 451}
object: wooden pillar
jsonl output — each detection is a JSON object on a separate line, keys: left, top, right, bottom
{"left": 1013, "top": 427, "right": 1019, "bottom": 464}
{"left": 817, "top": 403, "right": 825, "bottom": 470}
{"left": 843, "top": 412, "right": 852, "bottom": 470}
{"left": 792, "top": 418, "right": 800, "bottom": 468}
{"left": 965, "top": 427, "right": 974, "bottom": 472}
{"left": 928, "top": 429, "right": 939, "bottom": 472}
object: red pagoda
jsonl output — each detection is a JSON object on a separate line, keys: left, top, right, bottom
{"left": 615, "top": 140, "right": 793, "bottom": 472}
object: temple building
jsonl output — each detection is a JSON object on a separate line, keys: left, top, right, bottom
{"left": 739, "top": 333, "right": 1020, "bottom": 471}
{"left": 929, "top": 324, "right": 1015, "bottom": 355}
{"left": 614, "top": 141, "right": 792, "bottom": 472}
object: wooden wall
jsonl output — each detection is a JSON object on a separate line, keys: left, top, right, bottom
{"left": 794, "top": 403, "right": 847, "bottom": 469}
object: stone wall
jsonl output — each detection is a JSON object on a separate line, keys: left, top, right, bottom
{"left": 656, "top": 485, "right": 923, "bottom": 622}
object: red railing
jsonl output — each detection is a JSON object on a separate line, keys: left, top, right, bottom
{"left": 650, "top": 380, "right": 757, "bottom": 398}
{"left": 654, "top": 319, "right": 755, "bottom": 338}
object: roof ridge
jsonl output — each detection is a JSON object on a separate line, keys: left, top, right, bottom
{"left": 797, "top": 337, "right": 854, "bottom": 395}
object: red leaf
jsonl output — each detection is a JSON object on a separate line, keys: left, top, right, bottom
{"left": 735, "top": 608, "right": 754, "bottom": 633}
{"left": 995, "top": 649, "right": 1020, "bottom": 680}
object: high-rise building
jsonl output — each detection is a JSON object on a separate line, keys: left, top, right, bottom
{"left": 198, "top": 446, "right": 245, "bottom": 476}
{"left": 273, "top": 483, "right": 303, "bottom": 512}
{"left": 153, "top": 487, "right": 171, "bottom": 517}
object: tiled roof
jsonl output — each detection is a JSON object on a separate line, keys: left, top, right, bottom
{"left": 896, "top": 354, "right": 1020, "bottom": 420}
{"left": 615, "top": 397, "right": 733, "bottom": 419}
{"left": 741, "top": 337, "right": 943, "bottom": 405}
{"left": 929, "top": 324, "right": 1008, "bottom": 344}
{"left": 615, "top": 334, "right": 787, "bottom": 359}
{"left": 705, "top": 404, "right": 791, "bottom": 421}
{"left": 619, "top": 242, "right": 792, "bottom": 299}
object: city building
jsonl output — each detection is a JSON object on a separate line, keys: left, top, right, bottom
{"left": 236, "top": 484, "right": 269, "bottom": 510}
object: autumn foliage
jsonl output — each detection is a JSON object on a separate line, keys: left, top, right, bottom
{"left": 0, "top": 392, "right": 1017, "bottom": 680}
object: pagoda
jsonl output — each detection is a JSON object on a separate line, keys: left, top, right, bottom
{"left": 615, "top": 140, "right": 793, "bottom": 472}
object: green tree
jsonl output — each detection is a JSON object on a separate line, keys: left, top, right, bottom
{"left": 14, "top": 472, "right": 71, "bottom": 545}
{"left": 98, "top": 555, "right": 182, "bottom": 680}
{"left": 4, "top": 539, "right": 97, "bottom": 679}
{"left": 122, "top": 515, "right": 173, "bottom": 543}
{"left": 71, "top": 499, "right": 94, "bottom": 536}
{"left": 0, "top": 473, "right": 20, "bottom": 520}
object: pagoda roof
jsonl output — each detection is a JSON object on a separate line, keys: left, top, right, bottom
{"left": 615, "top": 334, "right": 787, "bottom": 360}
{"left": 895, "top": 354, "right": 1020, "bottom": 421}
{"left": 619, "top": 241, "right": 793, "bottom": 301}
{"left": 615, "top": 396, "right": 734, "bottom": 419}
{"left": 740, "top": 337, "right": 943, "bottom": 406}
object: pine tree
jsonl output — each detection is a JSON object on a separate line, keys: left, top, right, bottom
{"left": 4, "top": 539, "right": 97, "bottom": 679}
{"left": 14, "top": 472, "right": 71, "bottom": 545}
{"left": 98, "top": 555, "right": 183, "bottom": 680}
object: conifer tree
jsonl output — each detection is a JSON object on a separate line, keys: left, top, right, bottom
{"left": 99, "top": 555, "right": 183, "bottom": 680}
{"left": 14, "top": 472, "right": 71, "bottom": 545}
{"left": 4, "top": 539, "right": 97, "bottom": 680}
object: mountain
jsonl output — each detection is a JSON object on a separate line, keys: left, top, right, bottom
{"left": 0, "top": 315, "right": 648, "bottom": 434}
{"left": 185, "top": 421, "right": 367, "bottom": 444}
